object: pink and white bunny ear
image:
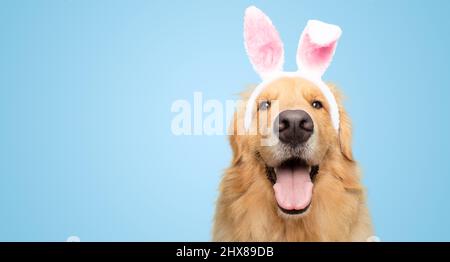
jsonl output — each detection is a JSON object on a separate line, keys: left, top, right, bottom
{"left": 244, "top": 6, "right": 284, "bottom": 79}
{"left": 296, "top": 20, "right": 342, "bottom": 78}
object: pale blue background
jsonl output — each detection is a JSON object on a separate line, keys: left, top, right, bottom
{"left": 1, "top": 0, "right": 449, "bottom": 241}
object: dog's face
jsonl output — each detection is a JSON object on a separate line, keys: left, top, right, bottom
{"left": 232, "top": 76, "right": 352, "bottom": 218}
{"left": 255, "top": 77, "right": 336, "bottom": 169}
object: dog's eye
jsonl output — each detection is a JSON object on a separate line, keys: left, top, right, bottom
{"left": 312, "top": 100, "right": 323, "bottom": 109}
{"left": 258, "top": 100, "right": 271, "bottom": 111}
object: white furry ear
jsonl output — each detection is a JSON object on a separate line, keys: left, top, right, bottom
{"left": 296, "top": 20, "right": 342, "bottom": 78}
{"left": 244, "top": 6, "right": 284, "bottom": 79}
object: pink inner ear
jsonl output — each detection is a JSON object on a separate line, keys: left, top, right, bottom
{"left": 299, "top": 34, "right": 336, "bottom": 74}
{"left": 244, "top": 6, "right": 283, "bottom": 77}
{"left": 297, "top": 20, "right": 341, "bottom": 78}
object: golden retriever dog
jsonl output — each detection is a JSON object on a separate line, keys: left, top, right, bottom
{"left": 212, "top": 6, "right": 373, "bottom": 242}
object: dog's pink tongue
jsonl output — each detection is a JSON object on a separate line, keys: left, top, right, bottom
{"left": 273, "top": 167, "right": 313, "bottom": 210}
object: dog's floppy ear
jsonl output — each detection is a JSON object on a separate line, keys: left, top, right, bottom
{"left": 244, "top": 6, "right": 284, "bottom": 79}
{"left": 296, "top": 20, "right": 342, "bottom": 78}
{"left": 339, "top": 105, "right": 354, "bottom": 162}
{"left": 229, "top": 89, "right": 254, "bottom": 166}
{"left": 328, "top": 84, "right": 353, "bottom": 161}
{"left": 229, "top": 111, "right": 245, "bottom": 166}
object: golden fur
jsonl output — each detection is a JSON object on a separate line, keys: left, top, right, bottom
{"left": 213, "top": 77, "right": 373, "bottom": 241}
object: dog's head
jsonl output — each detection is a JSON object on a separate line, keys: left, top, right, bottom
{"left": 233, "top": 77, "right": 353, "bottom": 217}
{"left": 229, "top": 6, "right": 354, "bottom": 218}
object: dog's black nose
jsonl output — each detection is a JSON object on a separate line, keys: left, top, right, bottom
{"left": 274, "top": 110, "right": 314, "bottom": 145}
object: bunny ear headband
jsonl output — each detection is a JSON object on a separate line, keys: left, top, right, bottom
{"left": 243, "top": 6, "right": 342, "bottom": 132}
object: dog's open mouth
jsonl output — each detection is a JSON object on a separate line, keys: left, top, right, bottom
{"left": 266, "top": 158, "right": 318, "bottom": 215}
